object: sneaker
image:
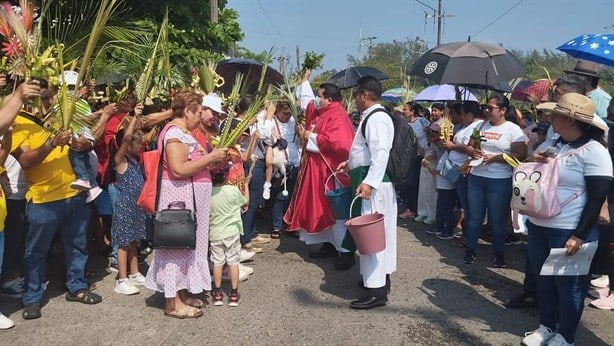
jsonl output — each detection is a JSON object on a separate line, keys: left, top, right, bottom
{"left": 425, "top": 226, "right": 438, "bottom": 235}
{"left": 128, "top": 273, "right": 146, "bottom": 286}
{"left": 106, "top": 262, "right": 119, "bottom": 273}
{"left": 505, "top": 291, "right": 537, "bottom": 308}
{"left": 228, "top": 290, "right": 241, "bottom": 307}
{"left": 423, "top": 218, "right": 436, "bottom": 225}
{"left": 462, "top": 249, "right": 476, "bottom": 264}
{"left": 522, "top": 324, "right": 555, "bottom": 346}
{"left": 114, "top": 280, "right": 140, "bottom": 295}
{"left": 399, "top": 209, "right": 415, "bottom": 219}
{"left": 70, "top": 179, "right": 91, "bottom": 191}
{"left": 251, "top": 235, "right": 271, "bottom": 244}
{"left": 239, "top": 249, "right": 255, "bottom": 262}
{"left": 588, "top": 287, "right": 610, "bottom": 300}
{"left": 493, "top": 253, "right": 507, "bottom": 268}
{"left": 86, "top": 186, "right": 103, "bottom": 203}
{"left": 212, "top": 288, "right": 224, "bottom": 306}
{"left": 238, "top": 263, "right": 254, "bottom": 275}
{"left": 589, "top": 294, "right": 614, "bottom": 310}
{"left": 591, "top": 275, "right": 609, "bottom": 288}
{"left": 436, "top": 232, "right": 454, "bottom": 240}
{"left": 0, "top": 313, "right": 14, "bottom": 330}
{"left": 545, "top": 333, "right": 573, "bottom": 346}
{"left": 414, "top": 215, "right": 427, "bottom": 222}
{"left": 1, "top": 277, "right": 24, "bottom": 298}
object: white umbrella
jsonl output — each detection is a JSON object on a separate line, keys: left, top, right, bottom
{"left": 413, "top": 84, "right": 478, "bottom": 102}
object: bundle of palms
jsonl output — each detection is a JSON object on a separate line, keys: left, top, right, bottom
{"left": 134, "top": 11, "right": 169, "bottom": 105}
{"left": 274, "top": 74, "right": 303, "bottom": 123}
{"left": 52, "top": 0, "right": 120, "bottom": 130}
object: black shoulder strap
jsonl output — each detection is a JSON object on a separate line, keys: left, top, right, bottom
{"left": 360, "top": 108, "right": 392, "bottom": 138}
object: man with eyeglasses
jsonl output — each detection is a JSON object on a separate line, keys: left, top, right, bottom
{"left": 284, "top": 69, "right": 356, "bottom": 270}
{"left": 337, "top": 76, "right": 396, "bottom": 309}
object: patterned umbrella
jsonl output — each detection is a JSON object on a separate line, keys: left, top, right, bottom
{"left": 511, "top": 79, "right": 552, "bottom": 102}
{"left": 408, "top": 41, "right": 526, "bottom": 90}
{"left": 381, "top": 87, "right": 414, "bottom": 103}
{"left": 557, "top": 34, "right": 614, "bottom": 67}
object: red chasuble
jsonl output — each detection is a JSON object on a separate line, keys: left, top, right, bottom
{"left": 283, "top": 100, "right": 355, "bottom": 233}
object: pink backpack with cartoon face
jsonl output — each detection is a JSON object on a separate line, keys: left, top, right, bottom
{"left": 510, "top": 147, "right": 585, "bottom": 229}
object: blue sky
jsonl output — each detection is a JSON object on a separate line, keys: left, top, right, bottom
{"left": 226, "top": 0, "right": 614, "bottom": 72}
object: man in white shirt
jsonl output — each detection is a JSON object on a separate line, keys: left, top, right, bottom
{"left": 338, "top": 76, "right": 396, "bottom": 309}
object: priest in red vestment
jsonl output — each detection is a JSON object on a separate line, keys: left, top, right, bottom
{"left": 284, "top": 70, "right": 356, "bottom": 269}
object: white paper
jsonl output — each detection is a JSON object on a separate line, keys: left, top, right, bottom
{"left": 468, "top": 157, "right": 483, "bottom": 167}
{"left": 539, "top": 242, "right": 598, "bottom": 276}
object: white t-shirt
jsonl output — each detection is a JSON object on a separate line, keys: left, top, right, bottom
{"left": 5, "top": 155, "right": 27, "bottom": 200}
{"left": 448, "top": 119, "right": 484, "bottom": 166}
{"left": 471, "top": 121, "right": 526, "bottom": 179}
{"left": 528, "top": 140, "right": 613, "bottom": 230}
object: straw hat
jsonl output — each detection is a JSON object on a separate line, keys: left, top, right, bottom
{"left": 536, "top": 93, "right": 607, "bottom": 131}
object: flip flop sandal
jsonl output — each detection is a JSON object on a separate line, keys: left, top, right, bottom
{"left": 65, "top": 289, "right": 102, "bottom": 304}
{"left": 164, "top": 306, "right": 203, "bottom": 319}
{"left": 271, "top": 230, "right": 281, "bottom": 239}
{"left": 185, "top": 298, "right": 206, "bottom": 308}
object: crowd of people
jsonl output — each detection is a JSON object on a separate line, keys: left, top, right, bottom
{"left": 0, "top": 57, "right": 612, "bottom": 346}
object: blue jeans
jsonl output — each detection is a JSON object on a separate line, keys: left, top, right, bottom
{"left": 523, "top": 250, "right": 537, "bottom": 296}
{"left": 465, "top": 174, "right": 512, "bottom": 255}
{"left": 436, "top": 188, "right": 457, "bottom": 236}
{"left": 241, "top": 160, "right": 265, "bottom": 245}
{"left": 271, "top": 165, "right": 297, "bottom": 231}
{"left": 3, "top": 199, "right": 27, "bottom": 278}
{"left": 23, "top": 194, "right": 91, "bottom": 305}
{"left": 68, "top": 149, "right": 97, "bottom": 187}
{"left": 527, "top": 221, "right": 597, "bottom": 344}
{"left": 0, "top": 232, "right": 5, "bottom": 276}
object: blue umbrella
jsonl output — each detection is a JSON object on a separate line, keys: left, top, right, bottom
{"left": 557, "top": 34, "right": 614, "bottom": 67}
{"left": 381, "top": 88, "right": 414, "bottom": 103}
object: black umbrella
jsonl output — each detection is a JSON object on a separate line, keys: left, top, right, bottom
{"left": 325, "top": 66, "right": 388, "bottom": 90}
{"left": 409, "top": 42, "right": 525, "bottom": 90}
{"left": 216, "top": 58, "right": 284, "bottom": 95}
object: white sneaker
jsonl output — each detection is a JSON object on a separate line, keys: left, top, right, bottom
{"left": 86, "top": 186, "right": 103, "bottom": 203}
{"left": 590, "top": 275, "right": 609, "bottom": 288}
{"left": 0, "top": 313, "right": 14, "bottom": 330}
{"left": 128, "top": 273, "right": 146, "bottom": 286}
{"left": 522, "top": 324, "right": 555, "bottom": 346}
{"left": 423, "top": 218, "right": 436, "bottom": 225}
{"left": 114, "top": 280, "right": 140, "bottom": 295}
{"left": 239, "top": 263, "right": 254, "bottom": 275}
{"left": 546, "top": 333, "right": 573, "bottom": 346}
{"left": 239, "top": 249, "right": 255, "bottom": 263}
{"left": 70, "top": 179, "right": 91, "bottom": 191}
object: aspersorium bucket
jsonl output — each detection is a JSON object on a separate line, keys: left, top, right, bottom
{"left": 344, "top": 196, "right": 386, "bottom": 255}
{"left": 324, "top": 173, "right": 353, "bottom": 220}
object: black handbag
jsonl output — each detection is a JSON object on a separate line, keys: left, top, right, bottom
{"left": 151, "top": 131, "right": 197, "bottom": 250}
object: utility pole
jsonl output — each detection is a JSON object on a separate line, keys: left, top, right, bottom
{"left": 421, "top": 0, "right": 453, "bottom": 45}
{"left": 210, "top": 0, "right": 218, "bottom": 23}
{"left": 358, "top": 28, "right": 377, "bottom": 55}
{"left": 296, "top": 46, "right": 300, "bottom": 71}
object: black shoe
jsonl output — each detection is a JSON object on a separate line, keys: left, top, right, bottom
{"left": 334, "top": 252, "right": 355, "bottom": 270}
{"left": 463, "top": 249, "right": 476, "bottom": 264}
{"left": 309, "top": 243, "right": 338, "bottom": 259}
{"left": 22, "top": 303, "right": 41, "bottom": 320}
{"left": 493, "top": 253, "right": 507, "bottom": 268}
{"left": 505, "top": 291, "right": 537, "bottom": 308}
{"left": 350, "top": 289, "right": 387, "bottom": 309}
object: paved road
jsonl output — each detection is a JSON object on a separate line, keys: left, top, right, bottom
{"left": 1, "top": 217, "right": 612, "bottom": 345}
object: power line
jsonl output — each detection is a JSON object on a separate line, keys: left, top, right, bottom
{"left": 415, "top": 0, "right": 436, "bottom": 12}
{"left": 255, "top": 0, "right": 288, "bottom": 45}
{"left": 472, "top": 0, "right": 525, "bottom": 38}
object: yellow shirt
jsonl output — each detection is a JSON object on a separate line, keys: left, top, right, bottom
{"left": 0, "top": 187, "right": 6, "bottom": 232}
{"left": 11, "top": 116, "right": 79, "bottom": 203}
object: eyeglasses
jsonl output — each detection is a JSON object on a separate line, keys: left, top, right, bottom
{"left": 482, "top": 105, "right": 500, "bottom": 112}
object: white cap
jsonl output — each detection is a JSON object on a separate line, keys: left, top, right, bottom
{"left": 202, "top": 93, "right": 226, "bottom": 115}
{"left": 62, "top": 70, "right": 79, "bottom": 86}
